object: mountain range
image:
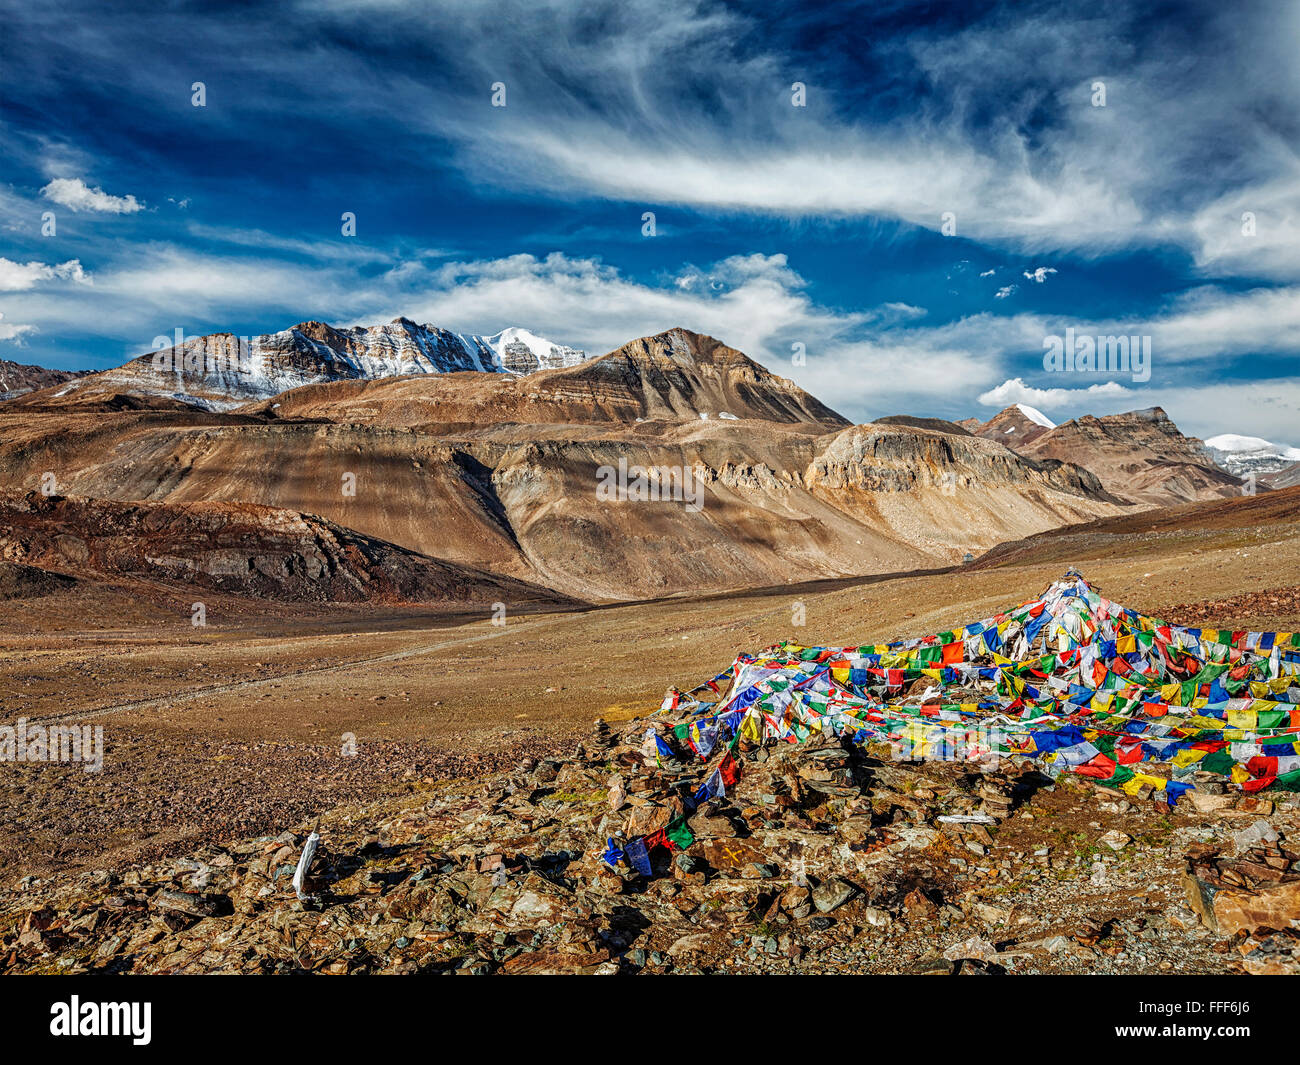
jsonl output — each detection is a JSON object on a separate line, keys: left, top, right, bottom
{"left": 0, "top": 321, "right": 1265, "bottom": 603}
{"left": 44, "top": 319, "right": 590, "bottom": 411}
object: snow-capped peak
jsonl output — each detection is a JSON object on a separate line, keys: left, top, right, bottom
{"left": 480, "top": 327, "right": 587, "bottom": 373}
{"left": 1205, "top": 433, "right": 1300, "bottom": 458}
{"left": 1205, "top": 433, "right": 1300, "bottom": 476}
{"left": 1016, "top": 403, "right": 1056, "bottom": 429}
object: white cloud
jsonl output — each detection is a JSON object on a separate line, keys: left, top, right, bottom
{"left": 947, "top": 285, "right": 1300, "bottom": 371}
{"left": 1023, "top": 267, "right": 1057, "bottom": 283}
{"left": 0, "top": 257, "right": 91, "bottom": 291}
{"left": 6, "top": 1, "right": 1298, "bottom": 275}
{"left": 978, "top": 377, "right": 1132, "bottom": 410}
{"left": 41, "top": 177, "right": 142, "bottom": 214}
{"left": 0, "top": 312, "right": 36, "bottom": 344}
{"left": 1154, "top": 378, "right": 1300, "bottom": 444}
{"left": 392, "top": 251, "right": 857, "bottom": 367}
{"left": 6, "top": 238, "right": 1299, "bottom": 437}
{"left": 1099, "top": 285, "right": 1300, "bottom": 362}
{"left": 995, "top": 285, "right": 1016, "bottom": 299}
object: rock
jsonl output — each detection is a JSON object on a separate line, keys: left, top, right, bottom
{"left": 903, "top": 888, "right": 938, "bottom": 921}
{"left": 942, "top": 936, "right": 1000, "bottom": 963}
{"left": 781, "top": 885, "right": 812, "bottom": 920}
{"left": 1238, "top": 929, "right": 1300, "bottom": 975}
{"left": 861, "top": 906, "right": 893, "bottom": 928}
{"left": 1100, "top": 830, "right": 1131, "bottom": 851}
{"left": 974, "top": 902, "right": 1012, "bottom": 927}
{"left": 151, "top": 891, "right": 227, "bottom": 919}
{"left": 667, "top": 932, "right": 715, "bottom": 959}
{"left": 1187, "top": 791, "right": 1236, "bottom": 814}
{"left": 1232, "top": 819, "right": 1280, "bottom": 852}
{"left": 498, "top": 950, "right": 611, "bottom": 975}
{"left": 810, "top": 877, "right": 856, "bottom": 914}
{"left": 687, "top": 811, "right": 738, "bottom": 839}
{"left": 624, "top": 803, "right": 672, "bottom": 837}
{"left": 907, "top": 953, "right": 956, "bottom": 975}
{"left": 1183, "top": 870, "right": 1300, "bottom": 935}
{"left": 698, "top": 838, "right": 769, "bottom": 874}
{"left": 892, "top": 825, "right": 939, "bottom": 849}
{"left": 96, "top": 935, "right": 125, "bottom": 958}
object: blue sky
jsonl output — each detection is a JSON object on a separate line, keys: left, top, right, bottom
{"left": 1, "top": 0, "right": 1298, "bottom": 440}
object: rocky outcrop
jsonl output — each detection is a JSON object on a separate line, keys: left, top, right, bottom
{"left": 798, "top": 424, "right": 1124, "bottom": 563}
{"left": 0, "top": 358, "right": 88, "bottom": 400}
{"left": 0, "top": 493, "right": 570, "bottom": 606}
{"left": 805, "top": 424, "right": 1109, "bottom": 498}
{"left": 973, "top": 406, "right": 1240, "bottom": 506}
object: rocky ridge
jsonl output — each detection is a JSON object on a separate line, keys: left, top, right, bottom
{"left": 968, "top": 406, "right": 1240, "bottom": 506}
{"left": 38, "top": 319, "right": 589, "bottom": 411}
{"left": 0, "top": 357, "right": 88, "bottom": 399}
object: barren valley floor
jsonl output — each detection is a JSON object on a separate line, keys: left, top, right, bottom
{"left": 3, "top": 490, "right": 1299, "bottom": 883}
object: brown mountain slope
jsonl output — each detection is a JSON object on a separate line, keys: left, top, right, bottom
{"left": 539, "top": 328, "right": 849, "bottom": 425}
{"left": 973, "top": 406, "right": 1239, "bottom": 506}
{"left": 970, "top": 482, "right": 1300, "bottom": 571}
{"left": 0, "top": 492, "right": 569, "bottom": 606}
{"left": 873, "top": 414, "right": 974, "bottom": 435}
{"left": 0, "top": 399, "right": 1127, "bottom": 600}
{"left": 802, "top": 423, "right": 1122, "bottom": 558}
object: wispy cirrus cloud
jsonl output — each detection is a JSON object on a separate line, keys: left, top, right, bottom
{"left": 0, "top": 0, "right": 1296, "bottom": 445}
{"left": 6, "top": 0, "right": 1297, "bottom": 269}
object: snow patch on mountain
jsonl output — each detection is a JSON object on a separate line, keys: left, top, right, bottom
{"left": 1206, "top": 433, "right": 1300, "bottom": 476}
{"left": 1016, "top": 403, "right": 1056, "bottom": 429}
